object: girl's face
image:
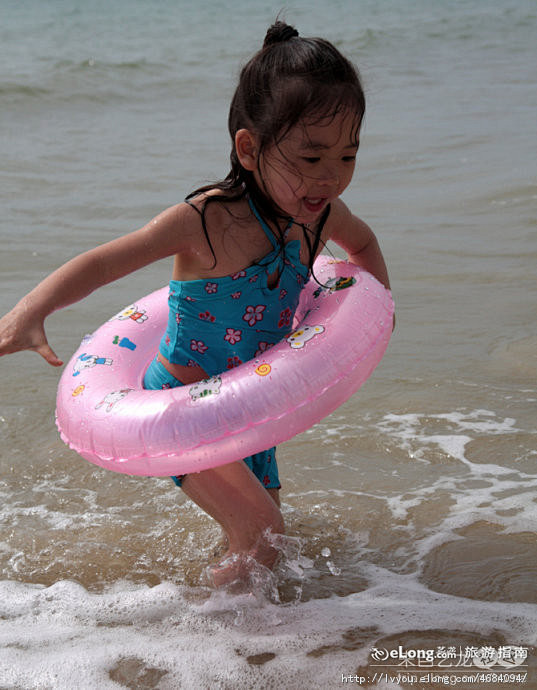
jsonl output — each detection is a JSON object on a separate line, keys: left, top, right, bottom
{"left": 257, "top": 110, "right": 359, "bottom": 223}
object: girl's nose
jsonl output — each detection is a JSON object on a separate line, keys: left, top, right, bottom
{"left": 316, "top": 164, "right": 339, "bottom": 185}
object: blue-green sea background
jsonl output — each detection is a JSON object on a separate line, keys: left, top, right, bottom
{"left": 1, "top": 1, "right": 536, "bottom": 687}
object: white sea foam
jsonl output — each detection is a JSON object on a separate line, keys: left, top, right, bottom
{"left": 377, "top": 409, "right": 522, "bottom": 469}
{"left": 371, "top": 409, "right": 537, "bottom": 561}
{"left": 0, "top": 571, "right": 535, "bottom": 690}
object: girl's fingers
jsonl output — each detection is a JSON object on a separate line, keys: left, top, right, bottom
{"left": 35, "top": 342, "right": 63, "bottom": 367}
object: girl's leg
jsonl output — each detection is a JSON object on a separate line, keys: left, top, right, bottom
{"left": 267, "top": 487, "right": 281, "bottom": 507}
{"left": 181, "top": 461, "right": 284, "bottom": 586}
{"left": 144, "top": 358, "right": 284, "bottom": 584}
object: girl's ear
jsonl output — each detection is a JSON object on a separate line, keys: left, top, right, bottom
{"left": 235, "top": 129, "right": 259, "bottom": 171}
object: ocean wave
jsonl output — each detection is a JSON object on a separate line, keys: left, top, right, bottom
{"left": 0, "top": 61, "right": 181, "bottom": 108}
{"left": 53, "top": 56, "right": 168, "bottom": 74}
{"left": 0, "top": 82, "right": 51, "bottom": 99}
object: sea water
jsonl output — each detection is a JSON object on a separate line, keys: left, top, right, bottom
{"left": 1, "top": 0, "right": 536, "bottom": 688}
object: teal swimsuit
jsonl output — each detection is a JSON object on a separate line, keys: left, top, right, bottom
{"left": 143, "top": 199, "right": 310, "bottom": 488}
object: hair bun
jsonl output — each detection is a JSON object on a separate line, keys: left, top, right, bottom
{"left": 263, "top": 21, "right": 299, "bottom": 48}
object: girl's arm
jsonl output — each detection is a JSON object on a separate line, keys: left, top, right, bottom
{"left": 328, "top": 200, "right": 391, "bottom": 290}
{"left": 0, "top": 203, "right": 195, "bottom": 366}
{"left": 329, "top": 200, "right": 394, "bottom": 330}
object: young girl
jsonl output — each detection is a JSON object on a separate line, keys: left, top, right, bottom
{"left": 0, "top": 21, "right": 390, "bottom": 586}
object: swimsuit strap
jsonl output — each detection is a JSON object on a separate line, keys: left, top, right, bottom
{"left": 248, "top": 198, "right": 294, "bottom": 248}
{"left": 282, "top": 221, "right": 294, "bottom": 240}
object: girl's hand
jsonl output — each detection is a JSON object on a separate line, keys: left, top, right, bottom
{"left": 0, "top": 308, "right": 63, "bottom": 367}
{"left": 0, "top": 203, "right": 192, "bottom": 369}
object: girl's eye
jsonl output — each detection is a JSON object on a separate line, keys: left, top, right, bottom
{"left": 343, "top": 156, "right": 356, "bottom": 162}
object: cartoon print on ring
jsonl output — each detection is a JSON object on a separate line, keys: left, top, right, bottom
{"left": 73, "top": 353, "right": 113, "bottom": 376}
{"left": 189, "top": 376, "right": 223, "bottom": 401}
{"left": 286, "top": 325, "right": 325, "bottom": 349}
{"left": 95, "top": 389, "right": 134, "bottom": 412}
{"left": 112, "top": 303, "right": 148, "bottom": 324}
{"left": 313, "top": 276, "right": 356, "bottom": 298}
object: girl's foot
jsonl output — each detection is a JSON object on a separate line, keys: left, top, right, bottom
{"left": 207, "top": 532, "right": 281, "bottom": 589}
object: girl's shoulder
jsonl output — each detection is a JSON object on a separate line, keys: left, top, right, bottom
{"left": 169, "top": 192, "right": 248, "bottom": 240}
{"left": 171, "top": 192, "right": 259, "bottom": 279}
{"left": 186, "top": 189, "right": 250, "bottom": 218}
{"left": 185, "top": 190, "right": 249, "bottom": 225}
{"left": 324, "top": 199, "right": 376, "bottom": 256}
{"left": 325, "top": 198, "right": 354, "bottom": 229}
{"left": 326, "top": 199, "right": 371, "bottom": 235}
{"left": 321, "top": 198, "right": 355, "bottom": 243}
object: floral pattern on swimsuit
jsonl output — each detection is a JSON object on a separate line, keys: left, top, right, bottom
{"left": 159, "top": 201, "right": 310, "bottom": 376}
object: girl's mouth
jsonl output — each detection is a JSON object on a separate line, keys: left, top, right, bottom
{"left": 303, "top": 197, "right": 327, "bottom": 214}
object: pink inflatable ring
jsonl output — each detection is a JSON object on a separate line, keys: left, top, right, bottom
{"left": 55, "top": 256, "right": 394, "bottom": 476}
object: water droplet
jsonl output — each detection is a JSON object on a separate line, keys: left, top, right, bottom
{"left": 326, "top": 560, "right": 342, "bottom": 576}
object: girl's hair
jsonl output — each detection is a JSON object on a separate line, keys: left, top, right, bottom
{"left": 187, "top": 21, "right": 365, "bottom": 272}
